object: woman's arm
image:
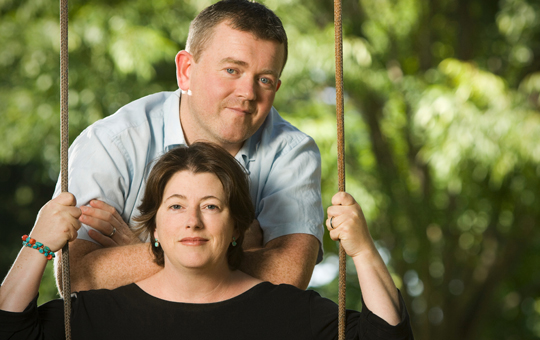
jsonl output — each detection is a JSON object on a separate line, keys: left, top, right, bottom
{"left": 0, "top": 193, "right": 81, "bottom": 312}
{"left": 326, "top": 192, "right": 401, "bottom": 326}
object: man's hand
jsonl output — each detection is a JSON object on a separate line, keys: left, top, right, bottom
{"left": 56, "top": 200, "right": 160, "bottom": 295}
{"left": 242, "top": 219, "right": 264, "bottom": 251}
{"left": 79, "top": 200, "right": 140, "bottom": 247}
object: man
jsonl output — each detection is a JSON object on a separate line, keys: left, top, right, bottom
{"left": 55, "top": 0, "right": 323, "bottom": 294}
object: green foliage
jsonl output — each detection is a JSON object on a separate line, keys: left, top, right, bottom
{"left": 1, "top": 0, "right": 540, "bottom": 339}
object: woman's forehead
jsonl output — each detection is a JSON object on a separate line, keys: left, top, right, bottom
{"left": 163, "top": 170, "right": 225, "bottom": 201}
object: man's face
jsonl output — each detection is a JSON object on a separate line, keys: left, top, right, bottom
{"left": 179, "top": 21, "right": 285, "bottom": 153}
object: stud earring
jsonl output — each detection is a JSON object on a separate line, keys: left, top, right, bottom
{"left": 154, "top": 238, "right": 160, "bottom": 248}
{"left": 232, "top": 237, "right": 237, "bottom": 247}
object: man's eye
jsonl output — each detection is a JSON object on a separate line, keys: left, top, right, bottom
{"left": 226, "top": 68, "right": 235, "bottom": 74}
{"left": 260, "top": 77, "right": 271, "bottom": 85}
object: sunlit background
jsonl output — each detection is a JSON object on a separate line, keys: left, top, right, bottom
{"left": 1, "top": 0, "right": 540, "bottom": 339}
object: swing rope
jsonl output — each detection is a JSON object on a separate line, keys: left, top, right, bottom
{"left": 57, "top": 1, "right": 344, "bottom": 339}
{"left": 334, "top": 0, "right": 347, "bottom": 339}
{"left": 59, "top": 0, "right": 72, "bottom": 338}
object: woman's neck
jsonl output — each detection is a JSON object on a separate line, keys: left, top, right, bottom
{"left": 137, "top": 263, "right": 259, "bottom": 304}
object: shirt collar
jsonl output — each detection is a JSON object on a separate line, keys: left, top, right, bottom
{"left": 163, "top": 89, "right": 271, "bottom": 169}
{"left": 163, "top": 89, "right": 186, "bottom": 152}
{"left": 235, "top": 135, "right": 254, "bottom": 170}
{"left": 235, "top": 108, "right": 271, "bottom": 170}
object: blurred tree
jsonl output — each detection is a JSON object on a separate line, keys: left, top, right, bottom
{"left": 278, "top": 0, "right": 540, "bottom": 339}
{"left": 1, "top": 0, "right": 539, "bottom": 339}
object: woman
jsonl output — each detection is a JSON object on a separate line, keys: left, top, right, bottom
{"left": 0, "top": 142, "right": 413, "bottom": 339}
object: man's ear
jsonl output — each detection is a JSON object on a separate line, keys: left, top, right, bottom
{"left": 276, "top": 79, "right": 282, "bottom": 92}
{"left": 175, "top": 50, "right": 193, "bottom": 91}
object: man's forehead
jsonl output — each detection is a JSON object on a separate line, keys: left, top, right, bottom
{"left": 199, "top": 22, "right": 285, "bottom": 70}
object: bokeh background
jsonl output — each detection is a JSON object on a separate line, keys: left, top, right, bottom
{"left": 1, "top": 0, "right": 540, "bottom": 338}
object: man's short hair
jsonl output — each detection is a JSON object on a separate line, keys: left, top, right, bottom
{"left": 186, "top": 0, "right": 288, "bottom": 74}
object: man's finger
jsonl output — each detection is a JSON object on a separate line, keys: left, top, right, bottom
{"left": 89, "top": 199, "right": 116, "bottom": 212}
{"left": 85, "top": 202, "right": 129, "bottom": 232}
{"left": 79, "top": 213, "right": 113, "bottom": 233}
{"left": 88, "top": 229, "right": 117, "bottom": 248}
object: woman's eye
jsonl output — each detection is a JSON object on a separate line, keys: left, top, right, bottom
{"left": 207, "top": 204, "right": 218, "bottom": 210}
{"left": 170, "top": 204, "right": 182, "bottom": 210}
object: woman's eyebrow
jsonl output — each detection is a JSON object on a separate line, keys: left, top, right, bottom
{"left": 164, "top": 194, "right": 186, "bottom": 201}
{"left": 165, "top": 194, "right": 222, "bottom": 201}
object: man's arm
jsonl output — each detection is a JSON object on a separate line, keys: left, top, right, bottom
{"left": 56, "top": 202, "right": 318, "bottom": 293}
{"left": 55, "top": 239, "right": 161, "bottom": 295}
{"left": 240, "top": 233, "right": 319, "bottom": 290}
{"left": 57, "top": 231, "right": 317, "bottom": 294}
{"left": 54, "top": 200, "right": 161, "bottom": 295}
{"left": 245, "top": 130, "right": 324, "bottom": 288}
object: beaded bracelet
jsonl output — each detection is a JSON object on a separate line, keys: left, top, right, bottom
{"left": 22, "top": 235, "right": 56, "bottom": 261}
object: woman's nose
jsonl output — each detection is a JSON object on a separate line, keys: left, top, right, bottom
{"left": 185, "top": 209, "right": 202, "bottom": 229}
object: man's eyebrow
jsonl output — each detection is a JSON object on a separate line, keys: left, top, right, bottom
{"left": 220, "top": 57, "right": 248, "bottom": 67}
{"left": 219, "top": 57, "right": 279, "bottom": 78}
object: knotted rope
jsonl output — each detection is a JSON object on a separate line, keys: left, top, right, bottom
{"left": 59, "top": 0, "right": 71, "bottom": 338}
{"left": 334, "top": 0, "right": 346, "bottom": 339}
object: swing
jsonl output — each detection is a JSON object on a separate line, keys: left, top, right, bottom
{"left": 57, "top": 1, "right": 347, "bottom": 339}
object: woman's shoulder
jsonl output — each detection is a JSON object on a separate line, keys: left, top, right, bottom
{"left": 74, "top": 284, "right": 143, "bottom": 306}
{"left": 248, "top": 281, "right": 318, "bottom": 306}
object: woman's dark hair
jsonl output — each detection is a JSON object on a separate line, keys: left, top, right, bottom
{"left": 134, "top": 142, "right": 255, "bottom": 270}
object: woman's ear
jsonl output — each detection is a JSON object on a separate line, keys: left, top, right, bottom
{"left": 175, "top": 50, "right": 193, "bottom": 91}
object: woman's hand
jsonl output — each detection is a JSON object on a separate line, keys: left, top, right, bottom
{"left": 325, "top": 192, "right": 376, "bottom": 259}
{"left": 0, "top": 193, "right": 82, "bottom": 313}
{"left": 30, "top": 192, "right": 82, "bottom": 252}
{"left": 326, "top": 192, "right": 402, "bottom": 326}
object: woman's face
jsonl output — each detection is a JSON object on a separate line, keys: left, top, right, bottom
{"left": 155, "top": 170, "right": 236, "bottom": 271}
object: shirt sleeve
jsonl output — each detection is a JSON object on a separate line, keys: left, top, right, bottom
{"left": 256, "top": 134, "right": 324, "bottom": 260}
{"left": 309, "top": 289, "right": 414, "bottom": 340}
{"left": 0, "top": 295, "right": 65, "bottom": 340}
{"left": 52, "top": 125, "right": 132, "bottom": 244}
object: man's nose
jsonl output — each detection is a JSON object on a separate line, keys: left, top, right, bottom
{"left": 236, "top": 76, "right": 257, "bottom": 101}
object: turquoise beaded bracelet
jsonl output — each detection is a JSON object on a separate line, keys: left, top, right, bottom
{"left": 22, "top": 235, "right": 56, "bottom": 261}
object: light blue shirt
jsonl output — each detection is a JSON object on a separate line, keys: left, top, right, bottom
{"left": 54, "top": 90, "right": 324, "bottom": 261}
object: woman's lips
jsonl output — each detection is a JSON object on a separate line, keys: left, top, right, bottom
{"left": 180, "top": 237, "right": 209, "bottom": 246}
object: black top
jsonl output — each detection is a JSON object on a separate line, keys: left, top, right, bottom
{"left": 0, "top": 282, "right": 413, "bottom": 340}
